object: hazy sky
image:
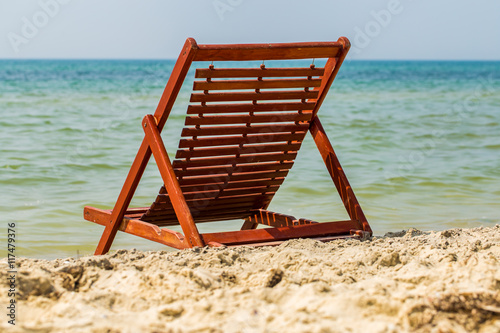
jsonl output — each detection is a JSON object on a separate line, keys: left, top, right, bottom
{"left": 1, "top": 0, "right": 499, "bottom": 60}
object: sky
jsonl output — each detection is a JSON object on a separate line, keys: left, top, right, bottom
{"left": 0, "top": 0, "right": 499, "bottom": 60}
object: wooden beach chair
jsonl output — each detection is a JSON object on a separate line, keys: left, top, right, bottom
{"left": 84, "top": 37, "right": 372, "bottom": 255}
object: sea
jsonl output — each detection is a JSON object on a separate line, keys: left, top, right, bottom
{"left": 1, "top": 59, "right": 499, "bottom": 259}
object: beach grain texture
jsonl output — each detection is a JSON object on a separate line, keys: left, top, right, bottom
{"left": 1, "top": 225, "right": 499, "bottom": 333}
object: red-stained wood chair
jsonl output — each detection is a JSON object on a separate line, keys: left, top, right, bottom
{"left": 84, "top": 37, "right": 372, "bottom": 255}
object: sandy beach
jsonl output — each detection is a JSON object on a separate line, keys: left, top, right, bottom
{"left": 2, "top": 225, "right": 499, "bottom": 333}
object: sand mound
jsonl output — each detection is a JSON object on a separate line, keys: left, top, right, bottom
{"left": 1, "top": 225, "right": 499, "bottom": 332}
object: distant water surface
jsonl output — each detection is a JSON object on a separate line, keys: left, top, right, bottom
{"left": 1, "top": 59, "right": 499, "bottom": 259}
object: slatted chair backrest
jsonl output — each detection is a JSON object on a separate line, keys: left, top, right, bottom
{"left": 140, "top": 39, "right": 350, "bottom": 226}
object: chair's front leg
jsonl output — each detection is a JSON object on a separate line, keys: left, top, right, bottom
{"left": 142, "top": 114, "right": 204, "bottom": 247}
{"left": 94, "top": 139, "right": 152, "bottom": 255}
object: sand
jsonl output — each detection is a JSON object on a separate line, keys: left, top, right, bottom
{"left": 1, "top": 225, "right": 499, "bottom": 333}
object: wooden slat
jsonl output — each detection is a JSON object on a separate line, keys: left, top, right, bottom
{"left": 194, "top": 42, "right": 341, "bottom": 61}
{"left": 147, "top": 201, "right": 263, "bottom": 220}
{"left": 153, "top": 191, "right": 275, "bottom": 206}
{"left": 185, "top": 112, "right": 312, "bottom": 126}
{"left": 138, "top": 205, "right": 248, "bottom": 223}
{"left": 179, "top": 133, "right": 305, "bottom": 148}
{"left": 175, "top": 143, "right": 301, "bottom": 159}
{"left": 145, "top": 206, "right": 249, "bottom": 222}
{"left": 190, "top": 90, "right": 318, "bottom": 103}
{"left": 124, "top": 213, "right": 145, "bottom": 219}
{"left": 144, "top": 212, "right": 251, "bottom": 226}
{"left": 157, "top": 185, "right": 280, "bottom": 201}
{"left": 192, "top": 206, "right": 255, "bottom": 217}
{"left": 145, "top": 199, "right": 271, "bottom": 223}
{"left": 192, "top": 194, "right": 272, "bottom": 210}
{"left": 174, "top": 161, "right": 295, "bottom": 177}
{"left": 173, "top": 153, "right": 297, "bottom": 168}
{"left": 193, "top": 78, "right": 322, "bottom": 91}
{"left": 187, "top": 102, "right": 315, "bottom": 114}
{"left": 181, "top": 123, "right": 309, "bottom": 137}
{"left": 191, "top": 205, "right": 255, "bottom": 217}
{"left": 179, "top": 179, "right": 284, "bottom": 195}
{"left": 142, "top": 194, "right": 275, "bottom": 225}
{"left": 196, "top": 67, "right": 325, "bottom": 79}
{"left": 180, "top": 178, "right": 285, "bottom": 193}
{"left": 148, "top": 192, "right": 263, "bottom": 209}
{"left": 194, "top": 212, "right": 251, "bottom": 223}
{"left": 191, "top": 210, "right": 253, "bottom": 220}
{"left": 149, "top": 199, "right": 173, "bottom": 210}
{"left": 148, "top": 197, "right": 265, "bottom": 216}
{"left": 178, "top": 170, "right": 289, "bottom": 186}
{"left": 193, "top": 214, "right": 250, "bottom": 223}
{"left": 205, "top": 194, "right": 271, "bottom": 206}
{"left": 123, "top": 207, "right": 150, "bottom": 214}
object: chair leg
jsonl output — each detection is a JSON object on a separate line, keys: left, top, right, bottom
{"left": 309, "top": 116, "right": 372, "bottom": 234}
{"left": 95, "top": 140, "right": 152, "bottom": 255}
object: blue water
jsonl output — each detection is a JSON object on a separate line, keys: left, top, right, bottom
{"left": 1, "top": 59, "right": 499, "bottom": 259}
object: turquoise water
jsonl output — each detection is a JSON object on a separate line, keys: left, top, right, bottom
{"left": 1, "top": 59, "right": 499, "bottom": 259}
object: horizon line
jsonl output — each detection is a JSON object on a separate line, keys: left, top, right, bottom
{"left": 1, "top": 58, "right": 499, "bottom": 62}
